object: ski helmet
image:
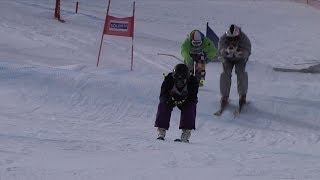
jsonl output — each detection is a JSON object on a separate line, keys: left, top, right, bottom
{"left": 172, "top": 64, "right": 190, "bottom": 80}
{"left": 226, "top": 24, "right": 241, "bottom": 38}
{"left": 190, "top": 30, "right": 204, "bottom": 47}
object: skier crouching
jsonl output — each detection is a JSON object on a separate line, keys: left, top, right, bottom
{"left": 154, "top": 64, "right": 199, "bottom": 143}
{"left": 181, "top": 29, "right": 217, "bottom": 86}
{"left": 218, "top": 24, "right": 251, "bottom": 112}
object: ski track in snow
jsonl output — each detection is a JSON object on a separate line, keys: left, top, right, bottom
{"left": 0, "top": 0, "right": 320, "bottom": 179}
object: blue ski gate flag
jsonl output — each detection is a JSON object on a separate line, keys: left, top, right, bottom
{"left": 206, "top": 23, "right": 219, "bottom": 48}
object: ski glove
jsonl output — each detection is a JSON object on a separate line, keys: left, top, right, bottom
{"left": 166, "top": 97, "right": 176, "bottom": 108}
{"left": 220, "top": 49, "right": 229, "bottom": 57}
{"left": 176, "top": 100, "right": 187, "bottom": 110}
{"left": 235, "top": 48, "right": 250, "bottom": 60}
{"left": 221, "top": 48, "right": 244, "bottom": 59}
{"left": 174, "top": 99, "right": 186, "bottom": 106}
{"left": 167, "top": 97, "right": 186, "bottom": 109}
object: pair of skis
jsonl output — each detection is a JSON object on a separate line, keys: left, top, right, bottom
{"left": 214, "top": 102, "right": 246, "bottom": 117}
{"left": 157, "top": 137, "right": 189, "bottom": 143}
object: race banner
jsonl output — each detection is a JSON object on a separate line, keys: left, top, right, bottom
{"left": 97, "top": 0, "right": 135, "bottom": 70}
{"left": 104, "top": 16, "right": 134, "bottom": 37}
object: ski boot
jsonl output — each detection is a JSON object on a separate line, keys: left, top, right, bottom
{"left": 220, "top": 96, "right": 229, "bottom": 110}
{"left": 175, "top": 129, "right": 191, "bottom": 143}
{"left": 214, "top": 96, "right": 229, "bottom": 116}
{"left": 157, "top": 128, "right": 166, "bottom": 140}
{"left": 238, "top": 95, "right": 247, "bottom": 112}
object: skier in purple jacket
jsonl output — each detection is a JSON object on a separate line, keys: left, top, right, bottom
{"left": 154, "top": 64, "right": 199, "bottom": 142}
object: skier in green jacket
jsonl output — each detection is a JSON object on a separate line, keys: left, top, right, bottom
{"left": 181, "top": 29, "right": 217, "bottom": 86}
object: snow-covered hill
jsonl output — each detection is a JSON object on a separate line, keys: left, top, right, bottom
{"left": 1, "top": 0, "right": 320, "bottom": 179}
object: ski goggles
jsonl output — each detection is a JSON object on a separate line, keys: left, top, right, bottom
{"left": 226, "top": 35, "right": 240, "bottom": 41}
{"left": 191, "top": 40, "right": 202, "bottom": 47}
{"left": 173, "top": 78, "right": 187, "bottom": 87}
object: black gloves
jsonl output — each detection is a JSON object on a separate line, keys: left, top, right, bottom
{"left": 166, "top": 97, "right": 176, "bottom": 108}
{"left": 166, "top": 97, "right": 187, "bottom": 109}
{"left": 176, "top": 100, "right": 187, "bottom": 110}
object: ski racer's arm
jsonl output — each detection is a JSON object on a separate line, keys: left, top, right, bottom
{"left": 159, "top": 73, "right": 174, "bottom": 104}
{"left": 237, "top": 33, "right": 251, "bottom": 60}
{"left": 181, "top": 38, "right": 193, "bottom": 65}
{"left": 218, "top": 34, "right": 229, "bottom": 58}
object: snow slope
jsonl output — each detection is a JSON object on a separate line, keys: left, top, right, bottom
{"left": 0, "top": 0, "right": 320, "bottom": 179}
